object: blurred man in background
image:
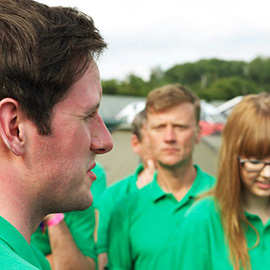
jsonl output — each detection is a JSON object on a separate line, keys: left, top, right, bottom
{"left": 107, "top": 84, "right": 215, "bottom": 269}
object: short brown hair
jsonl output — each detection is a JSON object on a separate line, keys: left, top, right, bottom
{"left": 0, "top": 0, "right": 106, "bottom": 135}
{"left": 145, "top": 84, "right": 200, "bottom": 124}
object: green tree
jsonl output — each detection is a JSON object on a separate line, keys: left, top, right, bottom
{"left": 102, "top": 79, "right": 120, "bottom": 95}
{"left": 248, "top": 56, "right": 270, "bottom": 85}
{"left": 203, "top": 76, "right": 257, "bottom": 100}
{"left": 118, "top": 74, "right": 147, "bottom": 96}
{"left": 101, "top": 57, "right": 269, "bottom": 99}
{"left": 165, "top": 63, "right": 200, "bottom": 86}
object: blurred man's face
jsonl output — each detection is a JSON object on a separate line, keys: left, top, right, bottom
{"left": 146, "top": 103, "right": 200, "bottom": 169}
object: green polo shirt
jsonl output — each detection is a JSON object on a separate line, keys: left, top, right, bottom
{"left": 171, "top": 197, "right": 270, "bottom": 270}
{"left": 0, "top": 216, "right": 50, "bottom": 269}
{"left": 107, "top": 165, "right": 215, "bottom": 270}
{"left": 96, "top": 164, "right": 144, "bottom": 255}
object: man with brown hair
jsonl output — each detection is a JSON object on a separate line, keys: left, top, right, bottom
{"left": 107, "top": 84, "right": 215, "bottom": 269}
{"left": 0, "top": 0, "right": 112, "bottom": 269}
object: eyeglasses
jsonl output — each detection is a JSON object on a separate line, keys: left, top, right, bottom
{"left": 238, "top": 157, "right": 270, "bottom": 173}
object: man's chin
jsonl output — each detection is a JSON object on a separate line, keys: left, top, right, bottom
{"left": 77, "top": 194, "right": 93, "bottom": 210}
{"left": 158, "top": 159, "right": 189, "bottom": 169}
{"left": 63, "top": 193, "right": 93, "bottom": 212}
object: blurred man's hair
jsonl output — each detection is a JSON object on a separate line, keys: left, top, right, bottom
{"left": 146, "top": 84, "right": 200, "bottom": 124}
{"left": 131, "top": 109, "right": 146, "bottom": 141}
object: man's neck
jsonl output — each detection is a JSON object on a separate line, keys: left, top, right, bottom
{"left": 156, "top": 162, "right": 197, "bottom": 201}
{"left": 0, "top": 180, "right": 42, "bottom": 243}
{"left": 0, "top": 156, "right": 45, "bottom": 243}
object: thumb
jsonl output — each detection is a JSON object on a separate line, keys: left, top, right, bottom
{"left": 146, "top": 159, "right": 156, "bottom": 171}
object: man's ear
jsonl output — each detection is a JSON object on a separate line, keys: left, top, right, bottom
{"left": 130, "top": 134, "right": 141, "bottom": 154}
{"left": 0, "top": 98, "right": 26, "bottom": 156}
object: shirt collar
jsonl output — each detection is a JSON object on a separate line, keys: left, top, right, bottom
{"left": 0, "top": 216, "right": 43, "bottom": 268}
{"left": 126, "top": 163, "right": 145, "bottom": 193}
{"left": 185, "top": 165, "right": 208, "bottom": 198}
{"left": 245, "top": 211, "right": 270, "bottom": 227}
{"left": 134, "top": 163, "right": 144, "bottom": 178}
{"left": 149, "top": 165, "right": 210, "bottom": 203}
{"left": 149, "top": 172, "right": 166, "bottom": 202}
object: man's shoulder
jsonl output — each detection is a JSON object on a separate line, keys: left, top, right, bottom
{"left": 118, "top": 179, "right": 152, "bottom": 202}
{"left": 103, "top": 174, "right": 137, "bottom": 198}
{"left": 185, "top": 196, "right": 219, "bottom": 222}
{"left": 111, "top": 183, "right": 152, "bottom": 217}
{"left": 180, "top": 196, "right": 224, "bottom": 245}
{"left": 0, "top": 241, "right": 40, "bottom": 270}
{"left": 196, "top": 165, "right": 215, "bottom": 180}
{"left": 195, "top": 165, "right": 216, "bottom": 187}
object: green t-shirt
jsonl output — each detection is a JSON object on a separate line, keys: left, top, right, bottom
{"left": 31, "top": 163, "right": 107, "bottom": 262}
{"left": 0, "top": 216, "right": 50, "bottom": 269}
{"left": 171, "top": 197, "right": 270, "bottom": 270}
{"left": 96, "top": 164, "right": 144, "bottom": 254}
{"left": 107, "top": 165, "right": 216, "bottom": 270}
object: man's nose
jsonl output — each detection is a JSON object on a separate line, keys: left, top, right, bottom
{"left": 164, "top": 126, "right": 176, "bottom": 142}
{"left": 91, "top": 114, "right": 113, "bottom": 154}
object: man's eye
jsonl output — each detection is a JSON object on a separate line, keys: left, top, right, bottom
{"left": 153, "top": 125, "right": 164, "bottom": 130}
{"left": 85, "top": 111, "right": 97, "bottom": 120}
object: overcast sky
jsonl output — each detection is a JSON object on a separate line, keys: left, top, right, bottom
{"left": 37, "top": 0, "right": 269, "bottom": 80}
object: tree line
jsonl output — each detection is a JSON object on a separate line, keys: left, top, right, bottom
{"left": 101, "top": 56, "right": 270, "bottom": 101}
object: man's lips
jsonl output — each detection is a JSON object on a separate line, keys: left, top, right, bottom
{"left": 88, "top": 162, "right": 96, "bottom": 171}
{"left": 162, "top": 148, "right": 179, "bottom": 152}
{"left": 87, "top": 170, "right": 97, "bottom": 182}
{"left": 87, "top": 162, "right": 97, "bottom": 181}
